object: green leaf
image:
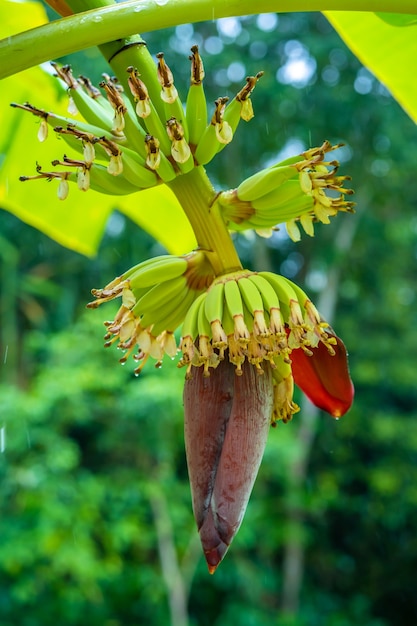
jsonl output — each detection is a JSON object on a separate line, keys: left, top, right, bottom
{"left": 325, "top": 11, "right": 417, "bottom": 123}
{"left": 0, "top": 0, "right": 48, "bottom": 37}
{"left": 376, "top": 13, "right": 417, "bottom": 27}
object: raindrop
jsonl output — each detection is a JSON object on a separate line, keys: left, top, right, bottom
{"left": 155, "top": 0, "right": 169, "bottom": 5}
{"left": 0, "top": 426, "right": 5, "bottom": 453}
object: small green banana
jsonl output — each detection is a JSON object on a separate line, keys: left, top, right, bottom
{"left": 89, "top": 163, "right": 143, "bottom": 195}
{"left": 141, "top": 281, "right": 193, "bottom": 335}
{"left": 181, "top": 291, "right": 207, "bottom": 343}
{"left": 247, "top": 273, "right": 286, "bottom": 337}
{"left": 119, "top": 147, "right": 159, "bottom": 188}
{"left": 194, "top": 97, "right": 232, "bottom": 166}
{"left": 257, "top": 272, "right": 300, "bottom": 319}
{"left": 237, "top": 276, "right": 269, "bottom": 338}
{"left": 129, "top": 256, "right": 188, "bottom": 291}
{"left": 251, "top": 179, "right": 303, "bottom": 210}
{"left": 204, "top": 280, "right": 225, "bottom": 325}
{"left": 134, "top": 276, "right": 188, "bottom": 327}
{"left": 236, "top": 165, "right": 298, "bottom": 202}
{"left": 224, "top": 278, "right": 250, "bottom": 342}
{"left": 141, "top": 101, "right": 172, "bottom": 156}
{"left": 152, "top": 287, "right": 198, "bottom": 337}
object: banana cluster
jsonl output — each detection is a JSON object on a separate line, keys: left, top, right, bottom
{"left": 217, "top": 141, "right": 355, "bottom": 241}
{"left": 13, "top": 47, "right": 262, "bottom": 199}
{"left": 87, "top": 250, "right": 214, "bottom": 375}
{"left": 179, "top": 269, "right": 338, "bottom": 423}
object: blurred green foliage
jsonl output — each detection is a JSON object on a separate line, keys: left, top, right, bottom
{"left": 1, "top": 10, "right": 417, "bottom": 626}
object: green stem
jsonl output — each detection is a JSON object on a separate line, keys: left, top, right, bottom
{"left": 2, "top": 0, "right": 417, "bottom": 79}
{"left": 168, "top": 167, "right": 242, "bottom": 276}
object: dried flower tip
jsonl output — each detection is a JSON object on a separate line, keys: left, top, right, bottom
{"left": 235, "top": 71, "right": 264, "bottom": 121}
{"left": 166, "top": 118, "right": 191, "bottom": 163}
{"left": 145, "top": 135, "right": 161, "bottom": 170}
{"left": 51, "top": 62, "right": 78, "bottom": 90}
{"left": 78, "top": 75, "right": 102, "bottom": 99}
{"left": 126, "top": 66, "right": 151, "bottom": 118}
{"left": 211, "top": 97, "right": 232, "bottom": 144}
{"left": 100, "top": 79, "right": 127, "bottom": 134}
{"left": 97, "top": 137, "right": 123, "bottom": 175}
{"left": 189, "top": 45, "right": 205, "bottom": 85}
{"left": 156, "top": 52, "right": 178, "bottom": 103}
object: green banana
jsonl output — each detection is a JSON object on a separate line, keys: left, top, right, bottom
{"left": 247, "top": 273, "right": 286, "bottom": 338}
{"left": 283, "top": 277, "right": 310, "bottom": 310}
{"left": 186, "top": 83, "right": 207, "bottom": 148}
{"left": 129, "top": 256, "right": 188, "bottom": 291}
{"left": 181, "top": 291, "right": 207, "bottom": 343}
{"left": 69, "top": 85, "right": 114, "bottom": 132}
{"left": 194, "top": 97, "right": 232, "bottom": 166}
{"left": 237, "top": 276, "right": 264, "bottom": 315}
{"left": 224, "top": 278, "right": 250, "bottom": 342}
{"left": 224, "top": 278, "right": 244, "bottom": 319}
{"left": 134, "top": 276, "right": 188, "bottom": 327}
{"left": 141, "top": 101, "right": 173, "bottom": 156}
{"left": 237, "top": 276, "right": 269, "bottom": 338}
{"left": 247, "top": 273, "right": 280, "bottom": 312}
{"left": 144, "top": 135, "right": 177, "bottom": 182}
{"left": 240, "top": 196, "right": 314, "bottom": 230}
{"left": 119, "top": 147, "right": 159, "bottom": 188}
{"left": 197, "top": 292, "right": 213, "bottom": 340}
{"left": 257, "top": 272, "right": 300, "bottom": 320}
{"left": 88, "top": 163, "right": 143, "bottom": 196}
{"left": 51, "top": 63, "right": 115, "bottom": 132}
{"left": 186, "top": 45, "right": 207, "bottom": 147}
{"left": 142, "top": 282, "right": 193, "bottom": 336}
{"left": 236, "top": 165, "right": 299, "bottom": 202}
{"left": 152, "top": 287, "right": 198, "bottom": 337}
{"left": 251, "top": 179, "right": 303, "bottom": 210}
{"left": 204, "top": 280, "right": 225, "bottom": 325}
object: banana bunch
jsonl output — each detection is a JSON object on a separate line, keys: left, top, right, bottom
{"left": 13, "top": 46, "right": 262, "bottom": 200}
{"left": 178, "top": 268, "right": 337, "bottom": 423}
{"left": 87, "top": 250, "right": 214, "bottom": 374}
{"left": 217, "top": 140, "right": 355, "bottom": 240}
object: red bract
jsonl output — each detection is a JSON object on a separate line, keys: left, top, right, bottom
{"left": 291, "top": 333, "right": 354, "bottom": 418}
{"left": 184, "top": 359, "right": 274, "bottom": 573}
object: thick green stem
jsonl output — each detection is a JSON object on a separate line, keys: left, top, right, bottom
{"left": 2, "top": 0, "right": 417, "bottom": 79}
{"left": 168, "top": 167, "right": 242, "bottom": 276}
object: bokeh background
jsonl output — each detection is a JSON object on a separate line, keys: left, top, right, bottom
{"left": 1, "top": 9, "right": 417, "bottom": 626}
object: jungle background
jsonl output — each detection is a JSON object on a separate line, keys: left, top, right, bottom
{"left": 1, "top": 7, "right": 417, "bottom": 626}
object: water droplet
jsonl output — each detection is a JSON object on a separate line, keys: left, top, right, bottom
{"left": 0, "top": 426, "right": 6, "bottom": 453}
{"left": 155, "top": 0, "right": 169, "bottom": 5}
{"left": 92, "top": 15, "right": 102, "bottom": 22}
{"left": 133, "top": 5, "right": 143, "bottom": 11}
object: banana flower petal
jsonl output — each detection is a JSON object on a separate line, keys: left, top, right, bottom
{"left": 291, "top": 332, "right": 354, "bottom": 418}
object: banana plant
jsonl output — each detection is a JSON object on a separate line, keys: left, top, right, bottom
{"left": 1, "top": 0, "right": 416, "bottom": 572}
